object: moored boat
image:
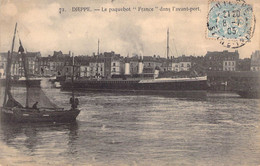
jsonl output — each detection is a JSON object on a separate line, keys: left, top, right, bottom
{"left": 0, "top": 23, "right": 80, "bottom": 123}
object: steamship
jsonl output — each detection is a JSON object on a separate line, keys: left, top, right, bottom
{"left": 61, "top": 58, "right": 208, "bottom": 95}
{"left": 61, "top": 29, "right": 208, "bottom": 95}
{"left": 61, "top": 75, "right": 208, "bottom": 93}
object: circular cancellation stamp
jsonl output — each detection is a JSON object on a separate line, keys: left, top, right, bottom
{"left": 207, "top": 0, "right": 256, "bottom": 48}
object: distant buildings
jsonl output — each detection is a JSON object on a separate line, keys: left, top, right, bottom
{"left": 237, "top": 58, "right": 251, "bottom": 71}
{"left": 0, "top": 52, "right": 7, "bottom": 78}
{"left": 251, "top": 50, "right": 260, "bottom": 71}
{"left": 172, "top": 56, "right": 192, "bottom": 72}
{"left": 205, "top": 50, "right": 239, "bottom": 71}
{"left": 0, "top": 49, "right": 258, "bottom": 79}
{"left": 0, "top": 51, "right": 41, "bottom": 78}
{"left": 26, "top": 52, "right": 41, "bottom": 75}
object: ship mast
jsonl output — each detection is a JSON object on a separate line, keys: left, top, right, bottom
{"left": 3, "top": 23, "right": 17, "bottom": 106}
{"left": 97, "top": 39, "right": 100, "bottom": 56}
{"left": 167, "top": 28, "right": 169, "bottom": 60}
{"left": 166, "top": 28, "right": 169, "bottom": 71}
{"left": 72, "top": 52, "right": 75, "bottom": 108}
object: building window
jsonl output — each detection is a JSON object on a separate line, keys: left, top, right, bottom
{"left": 232, "top": 62, "right": 235, "bottom": 66}
{"left": 112, "top": 68, "right": 116, "bottom": 72}
{"left": 113, "top": 63, "right": 116, "bottom": 66}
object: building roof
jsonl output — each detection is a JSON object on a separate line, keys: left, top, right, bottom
{"left": 26, "top": 52, "right": 41, "bottom": 58}
{"left": 205, "top": 50, "right": 239, "bottom": 60}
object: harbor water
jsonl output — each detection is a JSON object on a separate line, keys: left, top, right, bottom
{"left": 0, "top": 81, "right": 260, "bottom": 166}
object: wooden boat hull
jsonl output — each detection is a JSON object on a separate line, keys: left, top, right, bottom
{"left": 0, "top": 79, "right": 41, "bottom": 87}
{"left": 0, "top": 107, "right": 80, "bottom": 123}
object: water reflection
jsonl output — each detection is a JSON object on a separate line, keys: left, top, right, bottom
{"left": 0, "top": 120, "right": 79, "bottom": 155}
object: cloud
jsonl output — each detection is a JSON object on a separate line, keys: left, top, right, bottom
{"left": 0, "top": 0, "right": 259, "bottom": 58}
{"left": 0, "top": 2, "right": 17, "bottom": 17}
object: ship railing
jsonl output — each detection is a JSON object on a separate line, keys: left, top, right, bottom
{"left": 4, "top": 107, "right": 64, "bottom": 112}
{"left": 38, "top": 107, "right": 65, "bottom": 111}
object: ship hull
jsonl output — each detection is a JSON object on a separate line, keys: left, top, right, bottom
{"left": 0, "top": 107, "right": 80, "bottom": 123}
{"left": 61, "top": 77, "right": 208, "bottom": 92}
{"left": 236, "top": 91, "right": 260, "bottom": 99}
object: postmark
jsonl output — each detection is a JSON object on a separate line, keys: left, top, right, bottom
{"left": 207, "top": 0, "right": 256, "bottom": 48}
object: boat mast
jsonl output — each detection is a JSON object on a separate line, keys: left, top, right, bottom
{"left": 3, "top": 23, "right": 17, "bottom": 106}
{"left": 97, "top": 39, "right": 100, "bottom": 56}
{"left": 20, "top": 39, "right": 29, "bottom": 108}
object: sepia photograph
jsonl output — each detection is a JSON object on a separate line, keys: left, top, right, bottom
{"left": 0, "top": 0, "right": 259, "bottom": 165}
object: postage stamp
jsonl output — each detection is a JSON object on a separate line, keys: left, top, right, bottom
{"left": 207, "top": 0, "right": 256, "bottom": 48}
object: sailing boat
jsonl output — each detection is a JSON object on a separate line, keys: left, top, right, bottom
{"left": 0, "top": 23, "right": 80, "bottom": 123}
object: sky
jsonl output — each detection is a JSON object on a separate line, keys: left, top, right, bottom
{"left": 0, "top": 0, "right": 259, "bottom": 58}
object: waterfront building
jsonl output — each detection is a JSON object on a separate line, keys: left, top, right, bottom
{"left": 142, "top": 56, "right": 157, "bottom": 76}
{"left": 171, "top": 56, "right": 192, "bottom": 72}
{"left": 205, "top": 50, "right": 239, "bottom": 71}
{"left": 80, "top": 64, "right": 90, "bottom": 77}
{"left": 26, "top": 52, "right": 41, "bottom": 75}
{"left": 223, "top": 60, "right": 236, "bottom": 71}
{"left": 0, "top": 52, "right": 7, "bottom": 78}
{"left": 0, "top": 52, "right": 20, "bottom": 77}
{"left": 111, "top": 56, "right": 124, "bottom": 76}
{"left": 0, "top": 68, "right": 4, "bottom": 78}
{"left": 61, "top": 57, "right": 80, "bottom": 79}
{"left": 237, "top": 58, "right": 251, "bottom": 71}
{"left": 1, "top": 51, "right": 41, "bottom": 77}
{"left": 39, "top": 56, "right": 51, "bottom": 76}
{"left": 51, "top": 52, "right": 70, "bottom": 76}
{"left": 89, "top": 59, "right": 105, "bottom": 78}
{"left": 129, "top": 55, "right": 139, "bottom": 75}
{"left": 74, "top": 51, "right": 122, "bottom": 78}
{"left": 251, "top": 50, "right": 260, "bottom": 71}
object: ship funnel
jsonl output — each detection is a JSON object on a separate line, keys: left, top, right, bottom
{"left": 138, "top": 57, "right": 143, "bottom": 74}
{"left": 124, "top": 58, "right": 130, "bottom": 75}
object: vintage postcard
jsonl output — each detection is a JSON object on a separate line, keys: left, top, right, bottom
{"left": 0, "top": 0, "right": 259, "bottom": 165}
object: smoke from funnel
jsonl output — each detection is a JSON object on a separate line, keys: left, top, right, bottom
{"left": 109, "top": 18, "right": 144, "bottom": 57}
